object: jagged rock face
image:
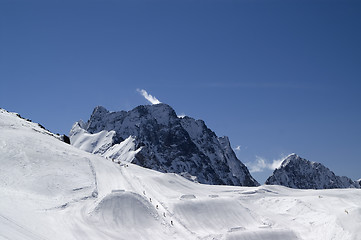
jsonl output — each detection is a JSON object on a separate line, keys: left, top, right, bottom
{"left": 265, "top": 154, "right": 359, "bottom": 189}
{"left": 70, "top": 104, "right": 259, "bottom": 187}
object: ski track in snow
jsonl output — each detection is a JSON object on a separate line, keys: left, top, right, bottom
{"left": 1, "top": 108, "right": 361, "bottom": 240}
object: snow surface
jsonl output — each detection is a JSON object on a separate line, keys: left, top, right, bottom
{"left": 1, "top": 108, "right": 361, "bottom": 240}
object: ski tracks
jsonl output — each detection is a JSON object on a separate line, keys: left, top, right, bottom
{"left": 0, "top": 213, "right": 49, "bottom": 240}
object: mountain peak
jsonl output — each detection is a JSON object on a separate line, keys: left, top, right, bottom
{"left": 280, "top": 153, "right": 303, "bottom": 168}
{"left": 266, "top": 154, "right": 359, "bottom": 189}
{"left": 134, "top": 103, "right": 178, "bottom": 123}
{"left": 91, "top": 106, "right": 109, "bottom": 116}
{"left": 70, "top": 104, "right": 259, "bottom": 187}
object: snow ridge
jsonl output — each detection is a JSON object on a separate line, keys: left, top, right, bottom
{"left": 265, "top": 153, "right": 360, "bottom": 189}
{"left": 0, "top": 108, "right": 69, "bottom": 144}
{"left": 70, "top": 104, "right": 259, "bottom": 186}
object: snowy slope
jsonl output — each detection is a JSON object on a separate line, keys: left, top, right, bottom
{"left": 265, "top": 153, "right": 360, "bottom": 189}
{"left": 70, "top": 122, "right": 141, "bottom": 162}
{"left": 70, "top": 104, "right": 259, "bottom": 186}
{"left": 1, "top": 108, "right": 361, "bottom": 240}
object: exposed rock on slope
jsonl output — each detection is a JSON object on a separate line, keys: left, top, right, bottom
{"left": 265, "top": 153, "right": 359, "bottom": 189}
{"left": 70, "top": 104, "right": 259, "bottom": 186}
{"left": 356, "top": 179, "right": 361, "bottom": 188}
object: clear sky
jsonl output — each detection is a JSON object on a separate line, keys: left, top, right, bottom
{"left": 1, "top": 0, "right": 360, "bottom": 183}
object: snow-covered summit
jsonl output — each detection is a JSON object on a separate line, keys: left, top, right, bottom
{"left": 70, "top": 104, "right": 259, "bottom": 186}
{"left": 265, "top": 154, "right": 360, "bottom": 189}
{"left": 279, "top": 153, "right": 299, "bottom": 168}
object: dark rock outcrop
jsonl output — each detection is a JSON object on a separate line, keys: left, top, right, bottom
{"left": 265, "top": 153, "right": 359, "bottom": 189}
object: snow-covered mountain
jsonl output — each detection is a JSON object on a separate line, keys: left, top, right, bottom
{"left": 2, "top": 107, "right": 361, "bottom": 240}
{"left": 70, "top": 104, "right": 259, "bottom": 186}
{"left": 265, "top": 153, "right": 360, "bottom": 189}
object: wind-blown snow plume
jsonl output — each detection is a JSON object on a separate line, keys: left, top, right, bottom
{"left": 270, "top": 158, "right": 284, "bottom": 170}
{"left": 137, "top": 89, "right": 161, "bottom": 104}
{"left": 246, "top": 156, "right": 284, "bottom": 173}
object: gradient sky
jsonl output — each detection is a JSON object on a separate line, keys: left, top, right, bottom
{"left": 1, "top": 0, "right": 360, "bottom": 183}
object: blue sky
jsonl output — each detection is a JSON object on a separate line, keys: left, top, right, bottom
{"left": 1, "top": 0, "right": 360, "bottom": 183}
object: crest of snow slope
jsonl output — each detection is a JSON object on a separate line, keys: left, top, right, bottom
{"left": 69, "top": 104, "right": 259, "bottom": 187}
{"left": 265, "top": 153, "right": 360, "bottom": 189}
{"left": 1, "top": 108, "right": 361, "bottom": 240}
{"left": 70, "top": 122, "right": 141, "bottom": 162}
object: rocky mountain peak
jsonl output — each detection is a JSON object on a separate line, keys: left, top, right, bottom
{"left": 90, "top": 106, "right": 109, "bottom": 119}
{"left": 265, "top": 154, "right": 359, "bottom": 189}
{"left": 278, "top": 153, "right": 299, "bottom": 167}
{"left": 70, "top": 104, "right": 259, "bottom": 187}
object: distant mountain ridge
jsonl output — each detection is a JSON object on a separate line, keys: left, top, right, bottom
{"left": 265, "top": 153, "right": 359, "bottom": 189}
{"left": 70, "top": 104, "right": 259, "bottom": 187}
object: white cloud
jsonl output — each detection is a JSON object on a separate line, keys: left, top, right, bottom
{"left": 137, "top": 89, "right": 161, "bottom": 105}
{"left": 234, "top": 145, "right": 241, "bottom": 152}
{"left": 178, "top": 113, "right": 186, "bottom": 118}
{"left": 246, "top": 155, "right": 285, "bottom": 173}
